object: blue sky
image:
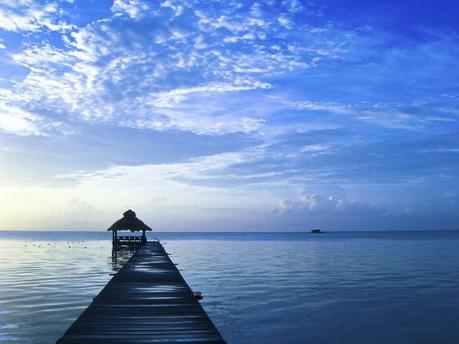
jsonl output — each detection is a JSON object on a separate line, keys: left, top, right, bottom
{"left": 0, "top": 0, "right": 458, "bottom": 231}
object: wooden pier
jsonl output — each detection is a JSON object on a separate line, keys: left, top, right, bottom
{"left": 57, "top": 241, "right": 224, "bottom": 343}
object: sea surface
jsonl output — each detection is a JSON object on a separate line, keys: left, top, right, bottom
{"left": 1, "top": 231, "right": 459, "bottom": 344}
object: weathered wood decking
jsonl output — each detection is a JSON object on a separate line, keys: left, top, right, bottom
{"left": 57, "top": 242, "right": 225, "bottom": 344}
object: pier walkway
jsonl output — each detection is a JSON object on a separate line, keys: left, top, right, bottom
{"left": 57, "top": 241, "right": 224, "bottom": 343}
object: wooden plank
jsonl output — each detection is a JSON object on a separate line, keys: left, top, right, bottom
{"left": 57, "top": 242, "right": 225, "bottom": 344}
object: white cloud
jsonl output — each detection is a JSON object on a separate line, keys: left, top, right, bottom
{"left": 0, "top": 146, "right": 274, "bottom": 230}
{"left": 277, "top": 15, "right": 292, "bottom": 29}
{"left": 0, "top": 1, "right": 457, "bottom": 232}
{"left": 0, "top": 102, "right": 43, "bottom": 136}
{"left": 57, "top": 147, "right": 266, "bottom": 187}
{"left": 0, "top": 87, "right": 68, "bottom": 136}
{"left": 4, "top": 0, "right": 353, "bottom": 137}
{"left": 160, "top": 0, "right": 184, "bottom": 17}
{"left": 122, "top": 113, "right": 266, "bottom": 136}
{"left": 275, "top": 193, "right": 382, "bottom": 217}
{"left": 277, "top": 194, "right": 345, "bottom": 213}
{"left": 57, "top": 198, "right": 101, "bottom": 227}
{"left": 210, "top": 15, "right": 256, "bottom": 33}
{"left": 69, "top": 24, "right": 116, "bottom": 62}
{"left": 284, "top": 0, "right": 304, "bottom": 15}
{"left": 274, "top": 96, "right": 440, "bottom": 130}
{"left": 150, "top": 81, "right": 272, "bottom": 108}
{"left": 111, "top": 0, "right": 151, "bottom": 19}
{"left": 287, "top": 99, "right": 353, "bottom": 114}
{"left": 356, "top": 111, "right": 418, "bottom": 129}
{"left": 13, "top": 42, "right": 75, "bottom": 67}
{"left": 0, "top": 0, "right": 74, "bottom": 32}
{"left": 300, "top": 144, "right": 330, "bottom": 154}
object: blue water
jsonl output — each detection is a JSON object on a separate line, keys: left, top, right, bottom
{"left": 1, "top": 231, "right": 459, "bottom": 343}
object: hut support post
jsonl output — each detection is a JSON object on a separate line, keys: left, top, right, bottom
{"left": 112, "top": 229, "right": 117, "bottom": 245}
{"left": 141, "top": 230, "right": 146, "bottom": 244}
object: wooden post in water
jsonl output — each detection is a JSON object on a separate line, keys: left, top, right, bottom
{"left": 112, "top": 229, "right": 117, "bottom": 245}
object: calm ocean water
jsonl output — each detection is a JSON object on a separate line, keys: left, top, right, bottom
{"left": 1, "top": 231, "right": 459, "bottom": 343}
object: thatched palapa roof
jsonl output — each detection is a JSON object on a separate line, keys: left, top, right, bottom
{"left": 107, "top": 209, "right": 152, "bottom": 232}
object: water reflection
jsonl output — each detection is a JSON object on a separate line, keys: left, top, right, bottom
{"left": 0, "top": 239, "right": 115, "bottom": 343}
{"left": 111, "top": 246, "right": 136, "bottom": 271}
{"left": 1, "top": 232, "right": 459, "bottom": 344}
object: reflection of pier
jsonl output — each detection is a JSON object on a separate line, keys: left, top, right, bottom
{"left": 57, "top": 211, "right": 225, "bottom": 343}
{"left": 111, "top": 246, "right": 135, "bottom": 271}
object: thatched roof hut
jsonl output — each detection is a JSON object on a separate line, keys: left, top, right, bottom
{"left": 107, "top": 209, "right": 152, "bottom": 232}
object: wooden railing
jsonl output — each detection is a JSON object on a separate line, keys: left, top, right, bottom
{"left": 114, "top": 235, "right": 146, "bottom": 246}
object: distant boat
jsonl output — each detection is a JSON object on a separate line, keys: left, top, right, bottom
{"left": 310, "top": 229, "right": 324, "bottom": 234}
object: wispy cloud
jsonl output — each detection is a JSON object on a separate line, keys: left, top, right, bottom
{"left": 0, "top": 0, "right": 73, "bottom": 32}
{"left": 56, "top": 147, "right": 265, "bottom": 185}
{"left": 275, "top": 193, "right": 378, "bottom": 214}
{"left": 150, "top": 81, "right": 272, "bottom": 108}
{"left": 0, "top": 102, "right": 43, "bottom": 136}
{"left": 3, "top": 0, "right": 352, "bottom": 136}
{"left": 1, "top": 0, "right": 458, "bottom": 230}
{"left": 111, "top": 0, "right": 152, "bottom": 19}
{"left": 0, "top": 88, "right": 64, "bottom": 136}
